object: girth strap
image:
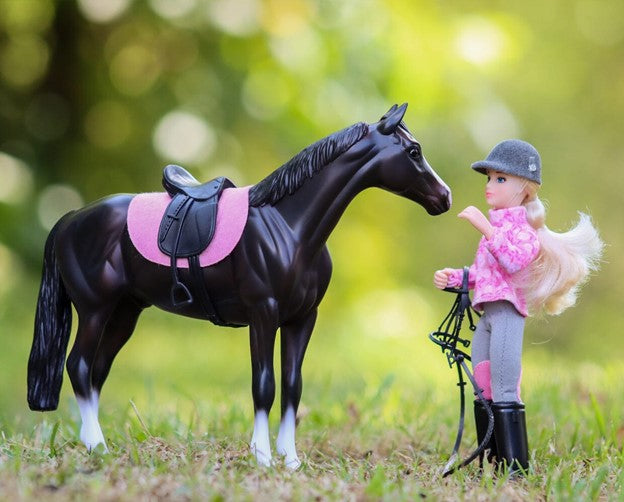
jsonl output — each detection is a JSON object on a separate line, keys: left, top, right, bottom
{"left": 188, "top": 255, "right": 221, "bottom": 324}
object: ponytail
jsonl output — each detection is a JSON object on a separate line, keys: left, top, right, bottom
{"left": 519, "top": 184, "right": 603, "bottom": 315}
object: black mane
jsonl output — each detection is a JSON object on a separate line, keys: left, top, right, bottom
{"left": 248, "top": 122, "right": 369, "bottom": 207}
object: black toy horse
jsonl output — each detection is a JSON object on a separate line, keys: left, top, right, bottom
{"left": 28, "top": 104, "right": 451, "bottom": 468}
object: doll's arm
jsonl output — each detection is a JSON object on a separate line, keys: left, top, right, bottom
{"left": 485, "top": 226, "right": 540, "bottom": 274}
{"left": 448, "top": 265, "right": 476, "bottom": 288}
{"left": 458, "top": 206, "right": 494, "bottom": 239}
{"left": 435, "top": 265, "right": 476, "bottom": 289}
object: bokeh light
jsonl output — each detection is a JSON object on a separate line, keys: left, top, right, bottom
{"left": 0, "top": 0, "right": 54, "bottom": 34}
{"left": 260, "top": 0, "right": 313, "bottom": 37}
{"left": 464, "top": 102, "right": 520, "bottom": 152}
{"left": 149, "top": 0, "right": 196, "bottom": 20}
{"left": 153, "top": 111, "right": 216, "bottom": 164}
{"left": 77, "top": 0, "right": 132, "bottom": 24}
{"left": 269, "top": 28, "right": 326, "bottom": 76}
{"left": 455, "top": 16, "right": 507, "bottom": 65}
{"left": 0, "top": 34, "right": 49, "bottom": 88}
{"left": 0, "top": 153, "right": 33, "bottom": 204}
{"left": 207, "top": 0, "right": 260, "bottom": 36}
{"left": 108, "top": 43, "right": 162, "bottom": 96}
{"left": 84, "top": 100, "right": 132, "bottom": 149}
{"left": 37, "top": 184, "right": 84, "bottom": 230}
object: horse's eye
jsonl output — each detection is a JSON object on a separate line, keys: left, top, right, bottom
{"left": 407, "top": 147, "right": 421, "bottom": 159}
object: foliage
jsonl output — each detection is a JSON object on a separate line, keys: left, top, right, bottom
{"left": 1, "top": 0, "right": 623, "bottom": 359}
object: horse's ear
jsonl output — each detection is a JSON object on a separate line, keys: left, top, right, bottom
{"left": 380, "top": 104, "right": 398, "bottom": 121}
{"left": 378, "top": 103, "right": 407, "bottom": 135}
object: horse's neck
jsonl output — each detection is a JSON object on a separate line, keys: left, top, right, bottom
{"left": 274, "top": 153, "right": 375, "bottom": 253}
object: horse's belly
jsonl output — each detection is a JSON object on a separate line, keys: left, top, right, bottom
{"left": 121, "top": 229, "right": 248, "bottom": 326}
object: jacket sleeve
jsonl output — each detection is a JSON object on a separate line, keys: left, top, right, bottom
{"left": 485, "top": 224, "right": 540, "bottom": 274}
{"left": 447, "top": 264, "right": 476, "bottom": 289}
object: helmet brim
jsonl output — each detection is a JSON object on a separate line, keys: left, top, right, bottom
{"left": 470, "top": 160, "right": 513, "bottom": 176}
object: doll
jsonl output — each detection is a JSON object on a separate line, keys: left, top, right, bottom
{"left": 433, "top": 139, "right": 603, "bottom": 474}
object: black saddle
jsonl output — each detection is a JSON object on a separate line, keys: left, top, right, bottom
{"left": 158, "top": 165, "right": 234, "bottom": 324}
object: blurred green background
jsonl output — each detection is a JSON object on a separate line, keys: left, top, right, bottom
{"left": 0, "top": 0, "right": 622, "bottom": 424}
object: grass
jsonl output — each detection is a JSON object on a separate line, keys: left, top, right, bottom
{"left": 1, "top": 357, "right": 623, "bottom": 500}
{"left": 1, "top": 286, "right": 623, "bottom": 500}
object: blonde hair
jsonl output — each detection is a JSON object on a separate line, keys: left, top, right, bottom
{"left": 518, "top": 181, "right": 604, "bottom": 315}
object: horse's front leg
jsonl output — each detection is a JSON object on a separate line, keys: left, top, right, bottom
{"left": 249, "top": 300, "right": 279, "bottom": 466}
{"left": 276, "top": 309, "right": 317, "bottom": 469}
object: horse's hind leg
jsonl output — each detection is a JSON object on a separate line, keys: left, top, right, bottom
{"left": 91, "top": 299, "right": 143, "bottom": 397}
{"left": 66, "top": 308, "right": 113, "bottom": 451}
{"left": 67, "top": 299, "right": 143, "bottom": 452}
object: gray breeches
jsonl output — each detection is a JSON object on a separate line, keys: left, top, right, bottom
{"left": 471, "top": 300, "right": 525, "bottom": 403}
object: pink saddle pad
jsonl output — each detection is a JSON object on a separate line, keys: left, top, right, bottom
{"left": 127, "top": 186, "right": 250, "bottom": 268}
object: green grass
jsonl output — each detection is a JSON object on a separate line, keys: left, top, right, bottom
{"left": 2, "top": 357, "right": 623, "bottom": 500}
{"left": 2, "top": 392, "right": 623, "bottom": 501}
{"left": 2, "top": 286, "right": 623, "bottom": 500}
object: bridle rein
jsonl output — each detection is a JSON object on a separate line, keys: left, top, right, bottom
{"left": 428, "top": 267, "right": 494, "bottom": 477}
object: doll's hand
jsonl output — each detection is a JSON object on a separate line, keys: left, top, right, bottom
{"left": 458, "top": 206, "right": 493, "bottom": 238}
{"left": 433, "top": 268, "right": 455, "bottom": 289}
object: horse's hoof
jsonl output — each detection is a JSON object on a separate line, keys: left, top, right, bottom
{"left": 84, "top": 441, "right": 108, "bottom": 454}
{"left": 251, "top": 446, "right": 272, "bottom": 467}
{"left": 255, "top": 455, "right": 272, "bottom": 467}
{"left": 284, "top": 456, "right": 301, "bottom": 470}
{"left": 81, "top": 428, "right": 107, "bottom": 454}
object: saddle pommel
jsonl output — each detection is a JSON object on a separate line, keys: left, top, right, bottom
{"left": 162, "top": 165, "right": 234, "bottom": 200}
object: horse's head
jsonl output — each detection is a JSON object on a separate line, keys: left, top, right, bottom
{"left": 368, "top": 104, "right": 451, "bottom": 215}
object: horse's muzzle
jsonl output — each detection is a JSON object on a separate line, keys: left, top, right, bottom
{"left": 426, "top": 189, "right": 452, "bottom": 215}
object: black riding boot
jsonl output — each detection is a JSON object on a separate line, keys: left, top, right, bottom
{"left": 492, "top": 402, "right": 529, "bottom": 475}
{"left": 474, "top": 399, "right": 497, "bottom": 467}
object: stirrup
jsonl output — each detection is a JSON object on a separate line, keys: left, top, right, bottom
{"left": 170, "top": 281, "right": 193, "bottom": 307}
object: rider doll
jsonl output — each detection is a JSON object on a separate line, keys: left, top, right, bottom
{"left": 433, "top": 139, "right": 603, "bottom": 474}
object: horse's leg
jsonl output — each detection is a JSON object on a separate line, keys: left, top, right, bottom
{"left": 90, "top": 299, "right": 143, "bottom": 410}
{"left": 249, "top": 300, "right": 279, "bottom": 466}
{"left": 65, "top": 308, "right": 113, "bottom": 452}
{"left": 276, "top": 310, "right": 317, "bottom": 469}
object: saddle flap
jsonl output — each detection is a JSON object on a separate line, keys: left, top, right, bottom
{"left": 158, "top": 195, "right": 219, "bottom": 257}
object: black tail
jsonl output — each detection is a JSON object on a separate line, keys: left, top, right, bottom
{"left": 27, "top": 221, "right": 72, "bottom": 411}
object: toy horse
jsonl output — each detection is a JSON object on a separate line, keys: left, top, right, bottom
{"left": 27, "top": 104, "right": 451, "bottom": 468}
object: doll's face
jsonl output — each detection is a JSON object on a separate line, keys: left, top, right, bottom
{"left": 485, "top": 170, "right": 528, "bottom": 209}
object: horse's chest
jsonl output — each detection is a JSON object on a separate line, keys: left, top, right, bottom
{"left": 281, "top": 251, "right": 332, "bottom": 314}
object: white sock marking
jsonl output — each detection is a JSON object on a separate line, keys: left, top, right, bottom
{"left": 250, "top": 409, "right": 272, "bottom": 466}
{"left": 77, "top": 390, "right": 107, "bottom": 452}
{"left": 276, "top": 406, "right": 300, "bottom": 469}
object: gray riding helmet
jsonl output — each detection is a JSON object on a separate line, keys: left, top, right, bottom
{"left": 471, "top": 139, "right": 542, "bottom": 185}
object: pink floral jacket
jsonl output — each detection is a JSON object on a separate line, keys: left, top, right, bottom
{"left": 448, "top": 206, "right": 540, "bottom": 317}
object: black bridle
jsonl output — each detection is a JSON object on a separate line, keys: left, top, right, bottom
{"left": 429, "top": 267, "right": 494, "bottom": 477}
